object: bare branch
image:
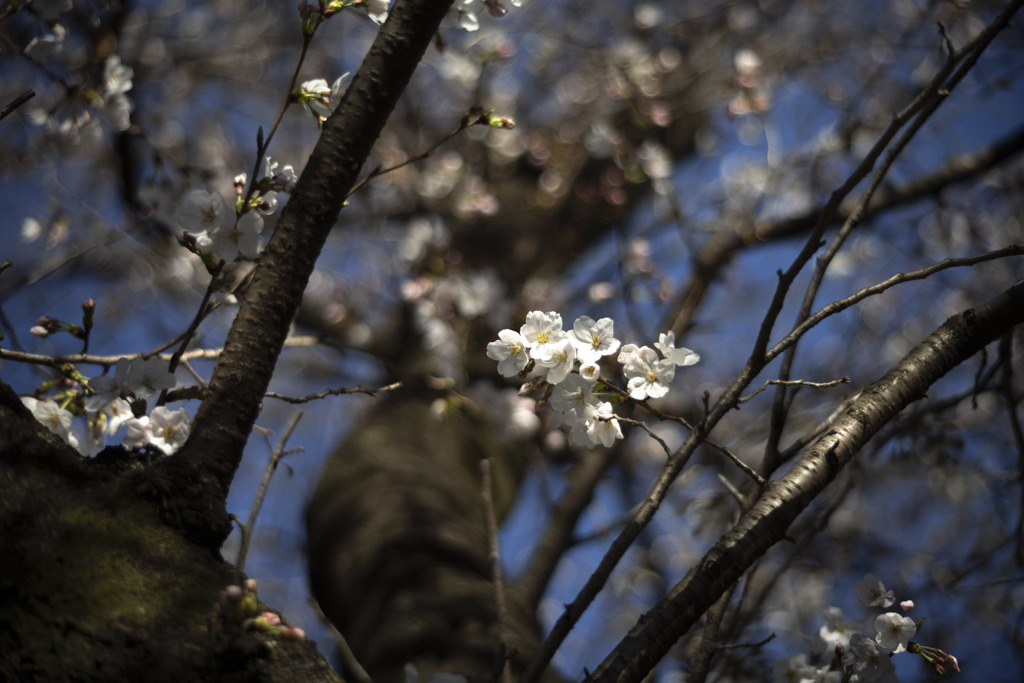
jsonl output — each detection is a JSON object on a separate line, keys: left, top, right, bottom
{"left": 586, "top": 279, "right": 1024, "bottom": 682}
{"left": 766, "top": 246, "right": 1024, "bottom": 366}
{"left": 236, "top": 411, "right": 304, "bottom": 573}
{"left": 740, "top": 377, "right": 850, "bottom": 403}
{"left": 265, "top": 381, "right": 402, "bottom": 403}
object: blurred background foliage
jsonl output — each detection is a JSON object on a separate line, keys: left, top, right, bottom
{"left": 2, "top": 0, "right": 1023, "bottom": 681}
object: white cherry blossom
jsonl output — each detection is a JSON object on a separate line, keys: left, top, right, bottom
{"left": 585, "top": 401, "right": 623, "bottom": 447}
{"left": 213, "top": 211, "right": 264, "bottom": 261}
{"left": 175, "top": 189, "right": 232, "bottom": 237}
{"left": 520, "top": 310, "right": 565, "bottom": 362}
{"left": 874, "top": 612, "right": 916, "bottom": 654}
{"left": 130, "top": 357, "right": 177, "bottom": 399}
{"left": 362, "top": 0, "right": 389, "bottom": 24}
{"left": 579, "top": 362, "right": 601, "bottom": 382}
{"left": 21, "top": 397, "right": 76, "bottom": 447}
{"left": 570, "top": 315, "right": 620, "bottom": 363}
{"left": 535, "top": 336, "right": 576, "bottom": 384}
{"left": 549, "top": 373, "right": 594, "bottom": 423}
{"left": 654, "top": 331, "right": 700, "bottom": 366}
{"left": 122, "top": 406, "right": 191, "bottom": 455}
{"left": 487, "top": 329, "right": 529, "bottom": 377}
{"left": 620, "top": 344, "right": 675, "bottom": 400}
{"left": 855, "top": 573, "right": 895, "bottom": 608}
{"left": 147, "top": 407, "right": 191, "bottom": 455}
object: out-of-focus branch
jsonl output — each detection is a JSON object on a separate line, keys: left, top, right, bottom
{"left": 665, "top": 122, "right": 1024, "bottom": 338}
{"left": 0, "top": 335, "right": 324, "bottom": 370}
{"left": 0, "top": 90, "right": 34, "bottom": 121}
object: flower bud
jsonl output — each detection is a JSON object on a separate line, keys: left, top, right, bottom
{"left": 281, "top": 625, "right": 306, "bottom": 640}
{"left": 82, "top": 299, "right": 95, "bottom": 332}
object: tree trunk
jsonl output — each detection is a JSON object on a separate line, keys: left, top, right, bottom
{"left": 307, "top": 391, "right": 541, "bottom": 682}
{"left": 0, "top": 380, "right": 338, "bottom": 682}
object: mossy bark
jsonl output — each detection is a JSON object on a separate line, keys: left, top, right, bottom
{"left": 0, "top": 380, "right": 339, "bottom": 682}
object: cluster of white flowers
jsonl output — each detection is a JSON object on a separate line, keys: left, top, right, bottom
{"left": 87, "top": 357, "right": 177, "bottom": 409}
{"left": 175, "top": 156, "right": 297, "bottom": 264}
{"left": 28, "top": 53, "right": 134, "bottom": 140}
{"left": 774, "top": 573, "right": 958, "bottom": 683}
{"left": 87, "top": 356, "right": 191, "bottom": 456}
{"left": 21, "top": 356, "right": 192, "bottom": 457}
{"left": 176, "top": 189, "right": 263, "bottom": 263}
{"left": 487, "top": 310, "right": 699, "bottom": 449}
{"left": 121, "top": 405, "right": 191, "bottom": 456}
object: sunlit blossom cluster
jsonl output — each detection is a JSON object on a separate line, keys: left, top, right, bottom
{"left": 774, "top": 573, "right": 959, "bottom": 683}
{"left": 487, "top": 310, "right": 699, "bottom": 448}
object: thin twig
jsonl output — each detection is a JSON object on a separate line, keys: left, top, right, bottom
{"left": 616, "top": 416, "right": 672, "bottom": 458}
{"left": 481, "top": 458, "right": 512, "bottom": 683}
{"left": 347, "top": 109, "right": 492, "bottom": 197}
{"left": 236, "top": 411, "right": 304, "bottom": 573}
{"left": 308, "top": 597, "right": 374, "bottom": 683}
{"left": 766, "top": 246, "right": 1024, "bottom": 366}
{"left": 706, "top": 441, "right": 766, "bottom": 488}
{"left": 0, "top": 335, "right": 325, "bottom": 369}
{"left": 166, "top": 261, "right": 224, "bottom": 376}
{"left": 242, "top": 12, "right": 321, "bottom": 208}
{"left": 740, "top": 377, "right": 850, "bottom": 403}
{"left": 265, "top": 380, "right": 403, "bottom": 403}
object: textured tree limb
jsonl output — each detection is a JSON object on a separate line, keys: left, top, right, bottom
{"left": 167, "top": 0, "right": 455, "bottom": 547}
{"left": 587, "top": 279, "right": 1024, "bottom": 683}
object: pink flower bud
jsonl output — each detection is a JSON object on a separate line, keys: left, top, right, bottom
{"left": 259, "top": 611, "right": 281, "bottom": 626}
{"left": 900, "top": 600, "right": 914, "bottom": 611}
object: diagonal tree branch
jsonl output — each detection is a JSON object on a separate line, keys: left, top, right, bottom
{"left": 588, "top": 279, "right": 1024, "bottom": 682}
{"left": 165, "top": 0, "right": 456, "bottom": 547}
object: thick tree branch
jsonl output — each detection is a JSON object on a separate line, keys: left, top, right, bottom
{"left": 168, "top": 0, "right": 455, "bottom": 546}
{"left": 588, "top": 279, "right": 1024, "bottom": 682}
